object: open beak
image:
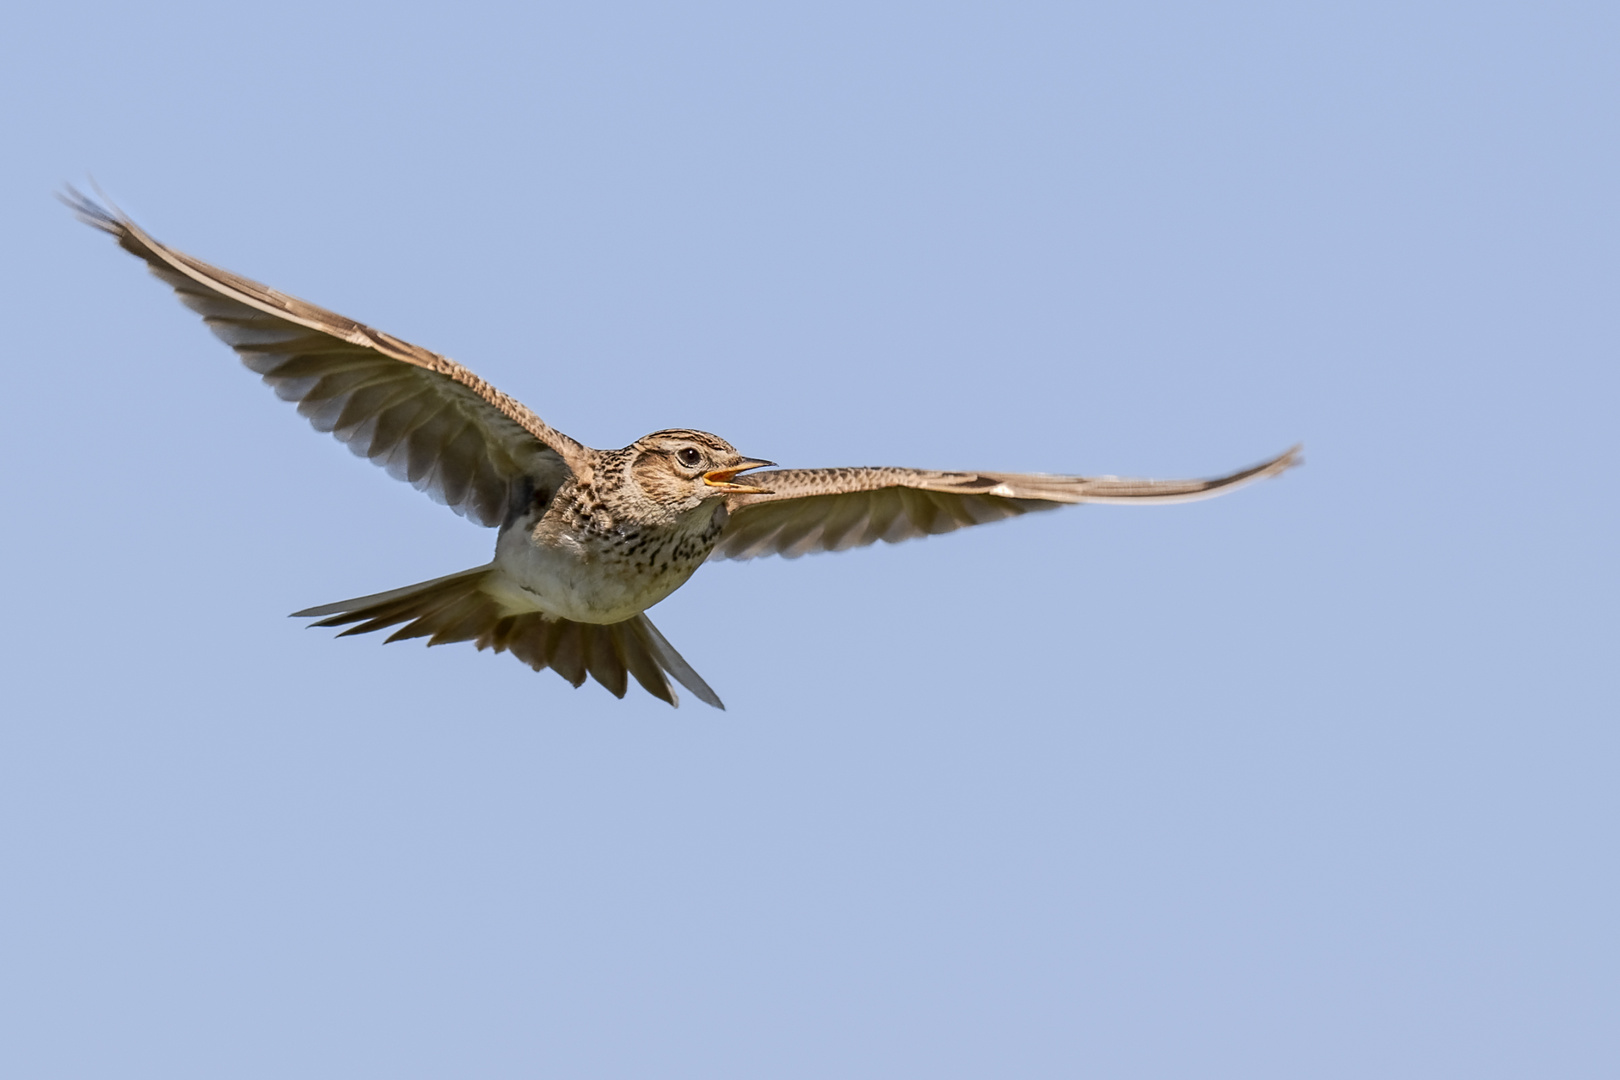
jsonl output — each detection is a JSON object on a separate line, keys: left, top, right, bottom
{"left": 703, "top": 457, "right": 777, "bottom": 495}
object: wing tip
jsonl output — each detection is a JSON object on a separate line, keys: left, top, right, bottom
{"left": 1234, "top": 442, "right": 1302, "bottom": 486}
{"left": 1071, "top": 442, "right": 1304, "bottom": 505}
{"left": 58, "top": 181, "right": 129, "bottom": 236}
{"left": 1192, "top": 440, "right": 1305, "bottom": 498}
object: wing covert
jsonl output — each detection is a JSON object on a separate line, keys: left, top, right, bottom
{"left": 64, "top": 189, "right": 586, "bottom": 527}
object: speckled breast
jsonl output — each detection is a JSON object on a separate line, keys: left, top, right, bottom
{"left": 487, "top": 502, "right": 729, "bottom": 624}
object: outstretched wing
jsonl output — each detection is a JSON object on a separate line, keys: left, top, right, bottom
{"left": 712, "top": 446, "right": 1301, "bottom": 560}
{"left": 64, "top": 189, "right": 587, "bottom": 527}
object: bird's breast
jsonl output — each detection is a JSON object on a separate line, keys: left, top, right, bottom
{"left": 487, "top": 504, "right": 726, "bottom": 624}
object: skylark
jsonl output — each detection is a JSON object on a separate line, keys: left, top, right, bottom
{"left": 66, "top": 190, "right": 1299, "bottom": 708}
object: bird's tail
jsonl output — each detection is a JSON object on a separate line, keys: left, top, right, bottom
{"left": 292, "top": 567, "right": 723, "bottom": 709}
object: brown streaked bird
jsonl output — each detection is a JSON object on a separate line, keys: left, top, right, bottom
{"left": 64, "top": 189, "right": 1300, "bottom": 709}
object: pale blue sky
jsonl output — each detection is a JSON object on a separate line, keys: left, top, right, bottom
{"left": 2, "top": 2, "right": 1616, "bottom": 1077}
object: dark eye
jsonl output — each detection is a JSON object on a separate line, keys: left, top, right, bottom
{"left": 676, "top": 447, "right": 704, "bottom": 469}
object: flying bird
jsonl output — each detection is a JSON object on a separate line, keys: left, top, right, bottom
{"left": 65, "top": 190, "right": 1299, "bottom": 709}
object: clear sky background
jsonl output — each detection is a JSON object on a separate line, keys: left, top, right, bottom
{"left": 2, "top": 2, "right": 1615, "bottom": 1077}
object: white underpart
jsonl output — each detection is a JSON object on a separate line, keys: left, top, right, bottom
{"left": 486, "top": 508, "right": 715, "bottom": 624}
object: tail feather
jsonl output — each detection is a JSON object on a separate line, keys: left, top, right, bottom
{"left": 482, "top": 615, "right": 524, "bottom": 654}
{"left": 584, "top": 628, "right": 629, "bottom": 700}
{"left": 616, "top": 622, "right": 679, "bottom": 705}
{"left": 540, "top": 619, "right": 588, "bottom": 688}
{"left": 294, "top": 567, "right": 722, "bottom": 708}
{"left": 635, "top": 616, "right": 725, "bottom": 709}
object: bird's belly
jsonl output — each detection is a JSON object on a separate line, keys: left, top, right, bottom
{"left": 487, "top": 527, "right": 700, "bottom": 624}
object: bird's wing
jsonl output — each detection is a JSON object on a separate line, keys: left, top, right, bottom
{"left": 64, "top": 189, "right": 588, "bottom": 527}
{"left": 711, "top": 445, "right": 1300, "bottom": 560}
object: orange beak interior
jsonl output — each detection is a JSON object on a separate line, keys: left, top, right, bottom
{"left": 703, "top": 458, "right": 776, "bottom": 495}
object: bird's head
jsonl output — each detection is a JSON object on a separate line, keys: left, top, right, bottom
{"left": 628, "top": 429, "right": 775, "bottom": 511}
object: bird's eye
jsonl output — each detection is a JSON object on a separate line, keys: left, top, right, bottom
{"left": 676, "top": 447, "right": 704, "bottom": 469}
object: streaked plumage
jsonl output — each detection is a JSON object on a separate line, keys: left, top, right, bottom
{"left": 65, "top": 189, "right": 1299, "bottom": 708}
